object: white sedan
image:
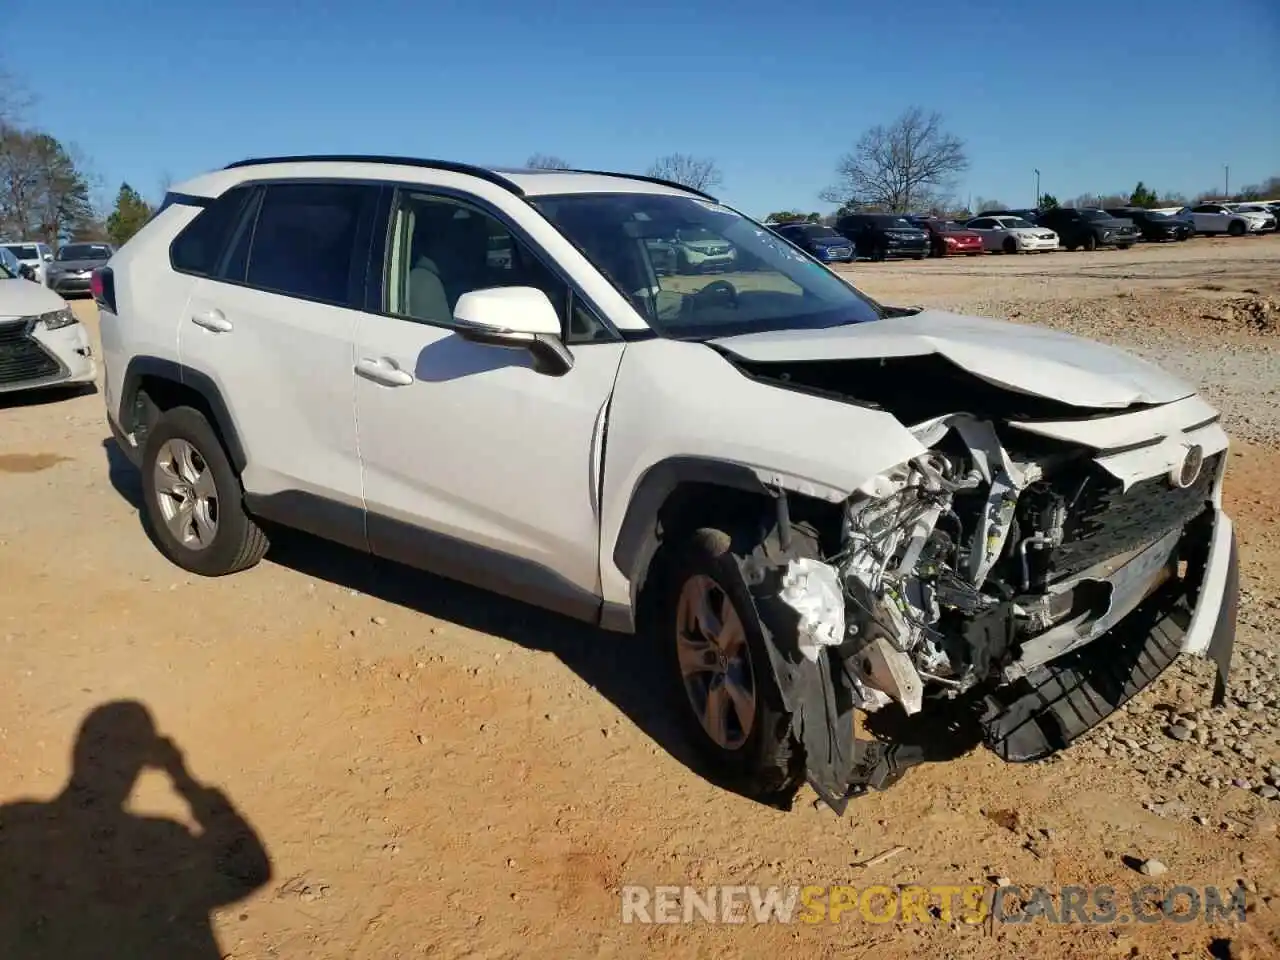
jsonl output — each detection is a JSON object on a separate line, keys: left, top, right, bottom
{"left": 1179, "top": 203, "right": 1272, "bottom": 235}
{"left": 964, "top": 215, "right": 1059, "bottom": 253}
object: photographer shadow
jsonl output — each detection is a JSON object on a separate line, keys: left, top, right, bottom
{"left": 0, "top": 700, "right": 272, "bottom": 959}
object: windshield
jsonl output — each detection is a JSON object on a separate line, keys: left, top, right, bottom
{"left": 56, "top": 243, "right": 111, "bottom": 261}
{"left": 799, "top": 225, "right": 841, "bottom": 239}
{"left": 5, "top": 244, "right": 39, "bottom": 260}
{"left": 532, "top": 193, "right": 883, "bottom": 339}
{"left": 998, "top": 217, "right": 1036, "bottom": 229}
{"left": 1079, "top": 210, "right": 1111, "bottom": 221}
{"left": 873, "top": 216, "right": 913, "bottom": 228}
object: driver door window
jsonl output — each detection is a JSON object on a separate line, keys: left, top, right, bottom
{"left": 386, "top": 191, "right": 609, "bottom": 343}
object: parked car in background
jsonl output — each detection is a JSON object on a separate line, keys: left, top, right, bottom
{"left": 835, "top": 213, "right": 929, "bottom": 261}
{"left": 977, "top": 208, "right": 1042, "bottom": 222}
{"left": 1179, "top": 203, "right": 1271, "bottom": 236}
{"left": 1034, "top": 208, "right": 1139, "bottom": 251}
{"left": 0, "top": 246, "right": 31, "bottom": 281}
{"left": 2, "top": 241, "right": 53, "bottom": 285}
{"left": 769, "top": 222, "right": 855, "bottom": 263}
{"left": 669, "top": 226, "right": 737, "bottom": 274}
{"left": 964, "top": 215, "right": 1059, "bottom": 253}
{"left": 46, "top": 242, "right": 115, "bottom": 296}
{"left": 905, "top": 216, "right": 984, "bottom": 257}
{"left": 0, "top": 251, "right": 97, "bottom": 395}
{"left": 1224, "top": 203, "right": 1279, "bottom": 232}
{"left": 1104, "top": 208, "right": 1194, "bottom": 242}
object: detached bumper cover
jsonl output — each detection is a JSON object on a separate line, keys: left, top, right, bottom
{"left": 981, "top": 509, "right": 1237, "bottom": 762}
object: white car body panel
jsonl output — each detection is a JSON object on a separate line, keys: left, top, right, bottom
{"left": 1180, "top": 511, "right": 1234, "bottom": 655}
{"left": 597, "top": 337, "right": 928, "bottom": 608}
{"left": 1183, "top": 205, "right": 1269, "bottom": 233}
{"left": 709, "top": 310, "right": 1195, "bottom": 409}
{"left": 353, "top": 312, "right": 626, "bottom": 599}
{"left": 178, "top": 279, "right": 364, "bottom": 508}
{"left": 0, "top": 276, "right": 96, "bottom": 394}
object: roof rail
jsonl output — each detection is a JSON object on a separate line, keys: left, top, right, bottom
{"left": 222, "top": 155, "right": 526, "bottom": 196}
{"left": 563, "top": 168, "right": 719, "bottom": 202}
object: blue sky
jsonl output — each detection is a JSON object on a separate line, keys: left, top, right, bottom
{"left": 6, "top": 0, "right": 1279, "bottom": 216}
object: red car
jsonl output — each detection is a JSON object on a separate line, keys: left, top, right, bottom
{"left": 908, "top": 217, "right": 985, "bottom": 257}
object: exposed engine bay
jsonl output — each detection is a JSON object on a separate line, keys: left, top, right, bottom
{"left": 765, "top": 409, "right": 1231, "bottom": 812}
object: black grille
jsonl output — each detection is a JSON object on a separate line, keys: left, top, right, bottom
{"left": 0, "top": 319, "right": 61, "bottom": 385}
{"left": 1051, "top": 453, "right": 1221, "bottom": 579}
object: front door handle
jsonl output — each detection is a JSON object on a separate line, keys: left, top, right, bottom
{"left": 191, "top": 308, "right": 233, "bottom": 333}
{"left": 355, "top": 357, "right": 414, "bottom": 387}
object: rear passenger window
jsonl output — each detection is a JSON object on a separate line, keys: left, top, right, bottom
{"left": 171, "top": 186, "right": 253, "bottom": 276}
{"left": 246, "top": 183, "right": 374, "bottom": 307}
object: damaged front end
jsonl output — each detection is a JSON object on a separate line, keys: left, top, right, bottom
{"left": 743, "top": 398, "right": 1237, "bottom": 815}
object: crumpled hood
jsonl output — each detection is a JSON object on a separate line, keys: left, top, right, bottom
{"left": 0, "top": 277, "right": 68, "bottom": 317}
{"left": 710, "top": 310, "right": 1196, "bottom": 409}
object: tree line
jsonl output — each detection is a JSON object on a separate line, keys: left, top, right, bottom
{"left": 1, "top": 62, "right": 155, "bottom": 248}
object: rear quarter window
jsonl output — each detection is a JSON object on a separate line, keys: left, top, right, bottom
{"left": 170, "top": 186, "right": 255, "bottom": 276}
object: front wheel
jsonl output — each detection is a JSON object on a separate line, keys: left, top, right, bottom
{"left": 1002, "top": 237, "right": 1018, "bottom": 255}
{"left": 871, "top": 243, "right": 887, "bottom": 262}
{"left": 140, "top": 406, "right": 269, "bottom": 577}
{"left": 1082, "top": 233, "right": 1098, "bottom": 251}
{"left": 1228, "top": 220, "right": 1246, "bottom": 237}
{"left": 658, "top": 528, "right": 802, "bottom": 800}
{"left": 1117, "top": 243, "right": 1132, "bottom": 250}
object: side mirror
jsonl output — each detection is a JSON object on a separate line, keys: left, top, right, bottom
{"left": 43, "top": 253, "right": 53, "bottom": 262}
{"left": 453, "top": 286, "right": 573, "bottom": 377}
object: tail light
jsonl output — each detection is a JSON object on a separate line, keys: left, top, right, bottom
{"left": 91, "top": 267, "right": 116, "bottom": 313}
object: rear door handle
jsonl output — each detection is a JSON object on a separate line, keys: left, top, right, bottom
{"left": 355, "top": 357, "right": 414, "bottom": 387}
{"left": 191, "top": 308, "right": 232, "bottom": 333}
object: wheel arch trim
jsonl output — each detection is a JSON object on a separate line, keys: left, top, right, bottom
{"left": 118, "top": 355, "right": 248, "bottom": 473}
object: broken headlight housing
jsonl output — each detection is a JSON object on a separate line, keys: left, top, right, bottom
{"left": 36, "top": 308, "right": 78, "bottom": 331}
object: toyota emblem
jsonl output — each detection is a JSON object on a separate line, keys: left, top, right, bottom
{"left": 1169, "top": 444, "right": 1205, "bottom": 489}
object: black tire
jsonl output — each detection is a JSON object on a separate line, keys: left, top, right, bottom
{"left": 1065, "top": 243, "right": 1078, "bottom": 252}
{"left": 871, "top": 243, "right": 887, "bottom": 262}
{"left": 1002, "top": 236, "right": 1018, "bottom": 254}
{"left": 140, "top": 406, "right": 269, "bottom": 577}
{"left": 1082, "top": 233, "right": 1098, "bottom": 251}
{"left": 1117, "top": 243, "right": 1132, "bottom": 250}
{"left": 912, "top": 253, "right": 924, "bottom": 260}
{"left": 657, "top": 527, "right": 806, "bottom": 801}
{"left": 1228, "top": 220, "right": 1245, "bottom": 237}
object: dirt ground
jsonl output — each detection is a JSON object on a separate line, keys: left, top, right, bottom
{"left": 2, "top": 237, "right": 1279, "bottom": 959}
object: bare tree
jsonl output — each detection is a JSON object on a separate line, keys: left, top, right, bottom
{"left": 972, "top": 197, "right": 1007, "bottom": 214}
{"left": 0, "top": 126, "right": 95, "bottom": 242}
{"left": 823, "top": 107, "right": 968, "bottom": 213}
{"left": 646, "top": 153, "right": 723, "bottom": 192}
{"left": 525, "top": 153, "right": 572, "bottom": 170}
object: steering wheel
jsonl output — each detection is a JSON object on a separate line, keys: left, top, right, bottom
{"left": 694, "top": 278, "right": 739, "bottom": 308}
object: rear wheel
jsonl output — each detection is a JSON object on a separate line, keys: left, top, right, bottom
{"left": 140, "top": 406, "right": 269, "bottom": 577}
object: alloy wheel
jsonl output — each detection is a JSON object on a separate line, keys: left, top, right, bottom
{"left": 675, "top": 574, "right": 756, "bottom": 750}
{"left": 152, "top": 438, "right": 219, "bottom": 550}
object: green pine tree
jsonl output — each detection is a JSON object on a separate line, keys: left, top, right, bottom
{"left": 105, "top": 183, "right": 153, "bottom": 247}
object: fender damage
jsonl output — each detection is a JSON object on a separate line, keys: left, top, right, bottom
{"left": 703, "top": 311, "right": 1239, "bottom": 812}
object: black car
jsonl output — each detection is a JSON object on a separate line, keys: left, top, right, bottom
{"left": 1034, "top": 208, "right": 1141, "bottom": 251}
{"left": 1104, "top": 208, "right": 1193, "bottom": 242}
{"left": 835, "top": 214, "right": 929, "bottom": 261}
{"left": 769, "top": 222, "right": 855, "bottom": 263}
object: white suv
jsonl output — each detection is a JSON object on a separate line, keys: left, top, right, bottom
{"left": 98, "top": 156, "right": 1239, "bottom": 811}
